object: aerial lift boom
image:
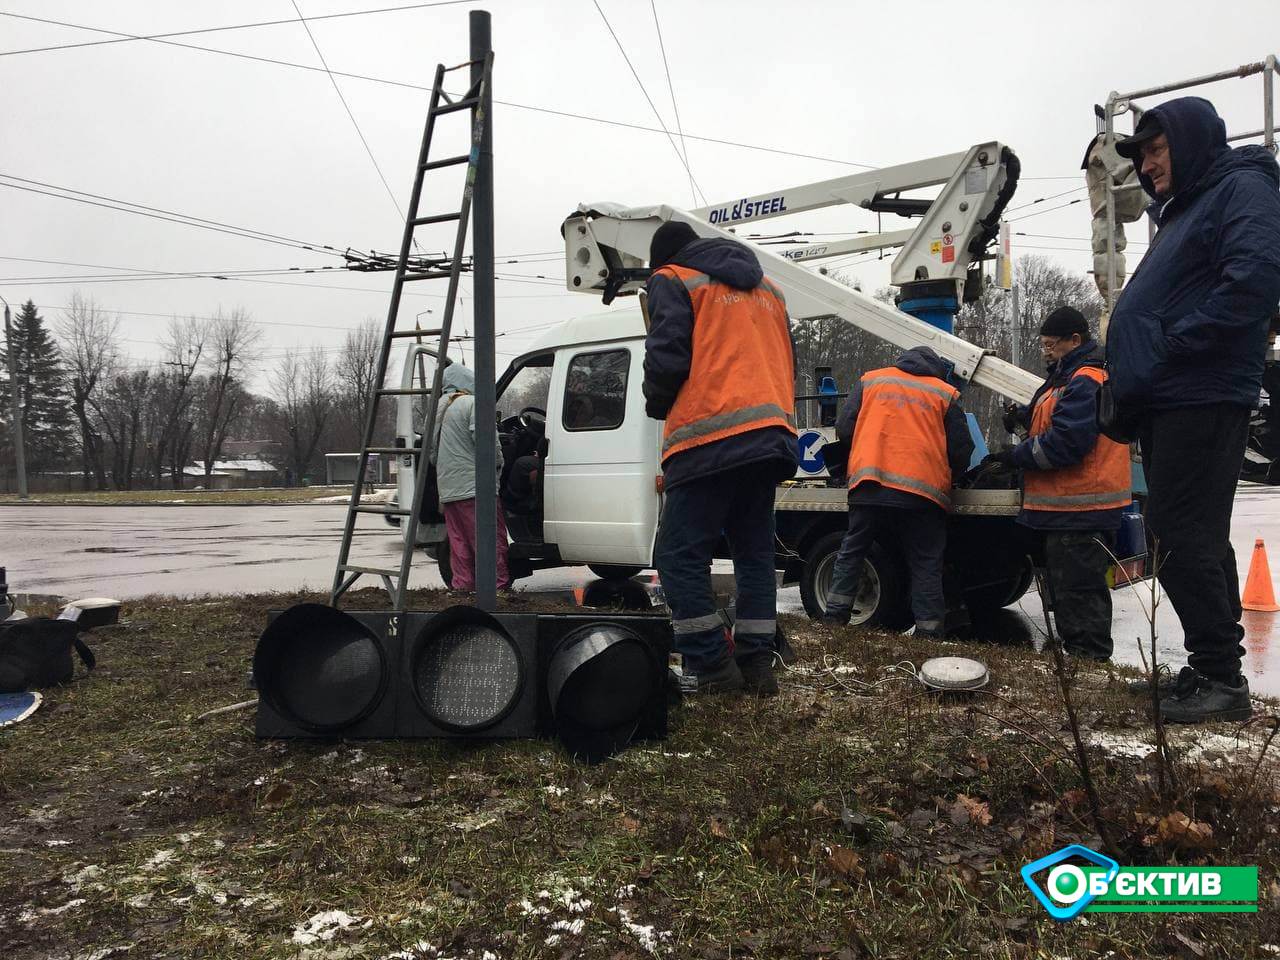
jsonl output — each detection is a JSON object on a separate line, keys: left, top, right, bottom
{"left": 562, "top": 142, "right": 1042, "bottom": 405}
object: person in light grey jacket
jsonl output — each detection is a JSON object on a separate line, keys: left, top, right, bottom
{"left": 432, "top": 362, "right": 511, "bottom": 591}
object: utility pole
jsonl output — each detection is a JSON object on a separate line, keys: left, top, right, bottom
{"left": 470, "top": 9, "right": 498, "bottom": 611}
{"left": 1009, "top": 284, "right": 1021, "bottom": 369}
{"left": 1, "top": 297, "right": 28, "bottom": 499}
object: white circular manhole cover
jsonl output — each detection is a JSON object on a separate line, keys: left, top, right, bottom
{"left": 918, "top": 656, "right": 989, "bottom": 691}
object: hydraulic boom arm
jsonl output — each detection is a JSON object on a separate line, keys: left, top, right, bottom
{"left": 562, "top": 143, "right": 1040, "bottom": 404}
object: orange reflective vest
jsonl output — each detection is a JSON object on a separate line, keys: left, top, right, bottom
{"left": 1023, "top": 366, "right": 1132, "bottom": 513}
{"left": 846, "top": 367, "right": 958, "bottom": 510}
{"left": 656, "top": 264, "right": 796, "bottom": 463}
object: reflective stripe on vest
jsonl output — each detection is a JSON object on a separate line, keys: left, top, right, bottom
{"left": 656, "top": 264, "right": 796, "bottom": 462}
{"left": 846, "top": 366, "right": 957, "bottom": 510}
{"left": 1023, "top": 366, "right": 1131, "bottom": 513}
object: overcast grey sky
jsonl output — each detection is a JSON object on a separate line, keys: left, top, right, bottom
{"left": 2, "top": 1, "right": 1276, "bottom": 388}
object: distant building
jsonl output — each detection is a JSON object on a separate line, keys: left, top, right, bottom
{"left": 190, "top": 459, "right": 282, "bottom": 488}
{"left": 325, "top": 453, "right": 391, "bottom": 486}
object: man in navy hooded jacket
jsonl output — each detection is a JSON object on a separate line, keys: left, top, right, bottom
{"left": 644, "top": 221, "right": 799, "bottom": 698}
{"left": 1108, "top": 96, "right": 1280, "bottom": 722}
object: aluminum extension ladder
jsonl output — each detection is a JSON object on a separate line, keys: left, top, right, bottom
{"left": 330, "top": 53, "right": 493, "bottom": 608}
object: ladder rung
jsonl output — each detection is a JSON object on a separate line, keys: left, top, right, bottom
{"left": 422, "top": 153, "right": 471, "bottom": 171}
{"left": 402, "top": 270, "right": 454, "bottom": 282}
{"left": 442, "top": 58, "right": 483, "bottom": 74}
{"left": 388, "top": 328, "right": 443, "bottom": 339}
{"left": 354, "top": 505, "right": 412, "bottom": 516}
{"left": 365, "top": 446, "right": 421, "bottom": 455}
{"left": 412, "top": 212, "right": 461, "bottom": 227}
{"left": 339, "top": 564, "right": 401, "bottom": 577}
{"left": 377, "top": 387, "right": 434, "bottom": 396}
{"left": 432, "top": 98, "right": 479, "bottom": 116}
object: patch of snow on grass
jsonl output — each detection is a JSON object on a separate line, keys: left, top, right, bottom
{"left": 291, "top": 909, "right": 370, "bottom": 946}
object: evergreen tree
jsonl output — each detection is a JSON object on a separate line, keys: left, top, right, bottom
{"left": 1, "top": 300, "right": 76, "bottom": 471}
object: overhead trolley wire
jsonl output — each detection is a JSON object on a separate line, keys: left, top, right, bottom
{"left": 650, "top": 0, "right": 695, "bottom": 207}
{"left": 289, "top": 0, "right": 408, "bottom": 229}
{"left": 0, "top": 173, "right": 344, "bottom": 256}
{"left": 0, "top": 2, "right": 478, "bottom": 57}
{"left": 0, "top": 10, "right": 880, "bottom": 171}
{"left": 592, "top": 0, "right": 708, "bottom": 206}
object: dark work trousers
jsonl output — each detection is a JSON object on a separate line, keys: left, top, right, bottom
{"left": 1139, "top": 403, "right": 1249, "bottom": 682}
{"left": 1044, "top": 530, "right": 1115, "bottom": 659}
{"left": 654, "top": 462, "right": 779, "bottom": 672}
{"left": 826, "top": 503, "right": 946, "bottom": 632}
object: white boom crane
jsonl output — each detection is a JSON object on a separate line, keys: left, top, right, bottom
{"left": 562, "top": 142, "right": 1042, "bottom": 405}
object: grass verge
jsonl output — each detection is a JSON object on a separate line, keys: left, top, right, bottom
{"left": 1, "top": 590, "right": 1277, "bottom": 958}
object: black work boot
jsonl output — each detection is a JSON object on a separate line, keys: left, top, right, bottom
{"left": 1126, "top": 663, "right": 1179, "bottom": 697}
{"left": 677, "top": 657, "right": 745, "bottom": 696}
{"left": 737, "top": 651, "right": 780, "bottom": 698}
{"left": 819, "top": 608, "right": 850, "bottom": 627}
{"left": 1160, "top": 670, "right": 1252, "bottom": 724}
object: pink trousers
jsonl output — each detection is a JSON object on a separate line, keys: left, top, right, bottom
{"left": 443, "top": 498, "right": 511, "bottom": 590}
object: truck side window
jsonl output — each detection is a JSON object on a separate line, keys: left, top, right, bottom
{"left": 563, "top": 349, "right": 629, "bottom": 431}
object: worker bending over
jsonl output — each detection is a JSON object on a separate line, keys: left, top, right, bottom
{"left": 644, "top": 221, "right": 798, "bottom": 696}
{"left": 821, "top": 347, "right": 974, "bottom": 638}
{"left": 988, "top": 307, "right": 1131, "bottom": 660}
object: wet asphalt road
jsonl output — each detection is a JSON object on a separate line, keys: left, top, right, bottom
{"left": 3, "top": 484, "right": 1279, "bottom": 696}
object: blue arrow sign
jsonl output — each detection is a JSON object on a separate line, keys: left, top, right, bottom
{"left": 797, "top": 430, "right": 826, "bottom": 474}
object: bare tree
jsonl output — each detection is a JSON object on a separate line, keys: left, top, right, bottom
{"left": 91, "top": 361, "right": 154, "bottom": 490}
{"left": 56, "top": 293, "right": 119, "bottom": 489}
{"left": 272, "top": 346, "right": 334, "bottom": 485}
{"left": 147, "top": 317, "right": 206, "bottom": 488}
{"left": 332, "top": 317, "right": 385, "bottom": 450}
{"left": 194, "top": 308, "right": 262, "bottom": 481}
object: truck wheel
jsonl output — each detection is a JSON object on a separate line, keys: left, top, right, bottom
{"left": 434, "top": 540, "right": 454, "bottom": 590}
{"left": 587, "top": 564, "right": 644, "bottom": 580}
{"left": 799, "top": 531, "right": 910, "bottom": 627}
{"left": 962, "top": 559, "right": 1034, "bottom": 615}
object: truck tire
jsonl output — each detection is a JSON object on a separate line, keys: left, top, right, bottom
{"left": 434, "top": 540, "right": 454, "bottom": 590}
{"left": 962, "top": 559, "right": 1034, "bottom": 615}
{"left": 587, "top": 564, "right": 644, "bottom": 581}
{"left": 799, "top": 531, "right": 911, "bottom": 628}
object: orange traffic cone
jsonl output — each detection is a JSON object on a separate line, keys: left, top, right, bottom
{"left": 1242, "top": 538, "right": 1280, "bottom": 613}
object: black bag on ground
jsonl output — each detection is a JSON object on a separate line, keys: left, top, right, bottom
{"left": 0, "top": 617, "right": 96, "bottom": 693}
{"left": 1096, "top": 379, "right": 1142, "bottom": 444}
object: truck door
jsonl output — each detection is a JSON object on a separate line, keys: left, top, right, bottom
{"left": 543, "top": 343, "right": 661, "bottom": 565}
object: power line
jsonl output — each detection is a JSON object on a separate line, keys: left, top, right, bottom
{"left": 0, "top": 2, "right": 477, "bottom": 57}
{"left": 592, "top": 0, "right": 708, "bottom": 205}
{"left": 1007, "top": 196, "right": 1089, "bottom": 222}
{"left": 0, "top": 174, "right": 343, "bottom": 255}
{"left": 650, "top": 0, "right": 695, "bottom": 207}
{"left": 289, "top": 0, "right": 408, "bottom": 228}
{"left": 1004, "top": 186, "right": 1086, "bottom": 214}
{"left": 0, "top": 10, "right": 882, "bottom": 172}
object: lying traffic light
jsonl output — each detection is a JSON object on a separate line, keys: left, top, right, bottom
{"left": 254, "top": 604, "right": 671, "bottom": 760}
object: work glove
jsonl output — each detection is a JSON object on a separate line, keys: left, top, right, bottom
{"left": 982, "top": 448, "right": 1018, "bottom": 469}
{"left": 1001, "top": 402, "right": 1024, "bottom": 435}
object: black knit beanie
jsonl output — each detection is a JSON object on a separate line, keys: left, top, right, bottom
{"left": 1039, "top": 306, "right": 1090, "bottom": 339}
{"left": 648, "top": 221, "right": 699, "bottom": 269}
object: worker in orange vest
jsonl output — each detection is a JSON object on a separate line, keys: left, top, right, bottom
{"left": 820, "top": 346, "right": 975, "bottom": 638}
{"left": 986, "top": 306, "right": 1131, "bottom": 660}
{"left": 645, "top": 220, "right": 798, "bottom": 697}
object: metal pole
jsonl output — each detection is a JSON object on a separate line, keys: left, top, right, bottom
{"left": 470, "top": 9, "right": 497, "bottom": 611}
{"left": 1009, "top": 284, "right": 1021, "bottom": 369}
{"left": 1114, "top": 60, "right": 1268, "bottom": 101}
{"left": 2, "top": 298, "right": 29, "bottom": 499}
{"left": 1264, "top": 54, "right": 1275, "bottom": 152}
{"left": 1104, "top": 94, "right": 1120, "bottom": 319}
